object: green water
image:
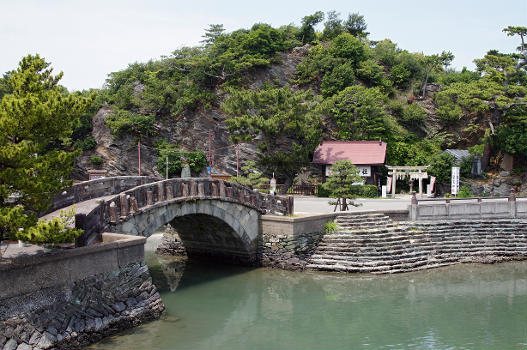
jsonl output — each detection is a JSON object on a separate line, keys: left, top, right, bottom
{"left": 89, "top": 253, "right": 527, "bottom": 350}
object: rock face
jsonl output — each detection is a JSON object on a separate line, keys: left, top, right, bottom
{"left": 75, "top": 47, "right": 308, "bottom": 181}
{"left": 469, "top": 174, "right": 526, "bottom": 197}
{"left": 0, "top": 262, "right": 164, "bottom": 350}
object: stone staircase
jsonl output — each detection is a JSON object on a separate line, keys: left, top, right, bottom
{"left": 306, "top": 214, "right": 527, "bottom": 274}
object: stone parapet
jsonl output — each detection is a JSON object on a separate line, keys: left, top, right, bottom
{"left": 47, "top": 176, "right": 161, "bottom": 215}
{"left": 0, "top": 234, "right": 164, "bottom": 350}
{"left": 76, "top": 178, "right": 293, "bottom": 246}
{"left": 409, "top": 195, "right": 527, "bottom": 221}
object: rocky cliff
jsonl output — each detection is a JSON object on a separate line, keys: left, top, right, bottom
{"left": 74, "top": 47, "right": 311, "bottom": 180}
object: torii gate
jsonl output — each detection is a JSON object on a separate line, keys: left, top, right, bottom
{"left": 386, "top": 165, "right": 430, "bottom": 197}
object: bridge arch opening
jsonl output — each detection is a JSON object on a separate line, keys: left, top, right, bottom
{"left": 114, "top": 199, "right": 261, "bottom": 265}
{"left": 168, "top": 214, "right": 257, "bottom": 265}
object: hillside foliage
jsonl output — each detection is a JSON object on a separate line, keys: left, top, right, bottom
{"left": 2, "top": 14, "right": 524, "bottom": 199}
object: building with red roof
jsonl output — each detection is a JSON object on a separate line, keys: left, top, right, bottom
{"left": 313, "top": 140, "right": 387, "bottom": 185}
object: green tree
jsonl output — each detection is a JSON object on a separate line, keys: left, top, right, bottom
{"left": 419, "top": 51, "right": 454, "bottom": 98}
{"left": 327, "top": 85, "right": 387, "bottom": 140}
{"left": 356, "top": 59, "right": 384, "bottom": 86}
{"left": 389, "top": 64, "right": 411, "bottom": 88}
{"left": 328, "top": 33, "right": 367, "bottom": 65}
{"left": 230, "top": 160, "right": 269, "bottom": 190}
{"left": 0, "top": 71, "right": 13, "bottom": 100}
{"left": 344, "top": 13, "right": 368, "bottom": 38}
{"left": 200, "top": 24, "right": 226, "bottom": 47}
{"left": 502, "top": 26, "right": 526, "bottom": 62}
{"left": 322, "top": 160, "right": 363, "bottom": 210}
{"left": 155, "top": 140, "right": 207, "bottom": 177}
{"left": 299, "top": 11, "right": 324, "bottom": 44}
{"left": 322, "top": 11, "right": 344, "bottom": 41}
{"left": 0, "top": 54, "right": 92, "bottom": 242}
{"left": 222, "top": 84, "right": 322, "bottom": 193}
{"left": 428, "top": 153, "right": 455, "bottom": 185}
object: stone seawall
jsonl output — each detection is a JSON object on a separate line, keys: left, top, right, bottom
{"left": 308, "top": 216, "right": 527, "bottom": 274}
{"left": 258, "top": 214, "right": 335, "bottom": 270}
{"left": 0, "top": 234, "right": 164, "bottom": 350}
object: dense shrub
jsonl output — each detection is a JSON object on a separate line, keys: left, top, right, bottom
{"left": 399, "top": 103, "right": 427, "bottom": 126}
{"left": 105, "top": 110, "right": 155, "bottom": 137}
{"left": 317, "top": 184, "right": 378, "bottom": 197}
{"left": 155, "top": 140, "right": 207, "bottom": 177}
{"left": 352, "top": 184, "right": 378, "bottom": 197}
{"left": 74, "top": 135, "right": 97, "bottom": 151}
{"left": 90, "top": 155, "right": 103, "bottom": 166}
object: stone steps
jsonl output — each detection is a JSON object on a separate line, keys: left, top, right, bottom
{"left": 311, "top": 245, "right": 527, "bottom": 261}
{"left": 306, "top": 215, "right": 527, "bottom": 274}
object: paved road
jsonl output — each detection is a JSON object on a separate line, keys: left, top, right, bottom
{"left": 294, "top": 196, "right": 411, "bottom": 214}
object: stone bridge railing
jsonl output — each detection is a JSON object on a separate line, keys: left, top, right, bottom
{"left": 75, "top": 178, "right": 294, "bottom": 246}
{"left": 47, "top": 176, "right": 161, "bottom": 214}
{"left": 409, "top": 191, "right": 527, "bottom": 221}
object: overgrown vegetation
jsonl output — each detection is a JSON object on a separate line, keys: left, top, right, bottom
{"left": 324, "top": 221, "right": 339, "bottom": 234}
{"left": 90, "top": 12, "right": 525, "bottom": 188}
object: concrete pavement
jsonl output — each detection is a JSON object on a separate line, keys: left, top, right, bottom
{"left": 294, "top": 196, "right": 411, "bottom": 214}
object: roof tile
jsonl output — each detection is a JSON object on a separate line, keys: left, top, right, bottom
{"left": 313, "top": 141, "right": 387, "bottom": 165}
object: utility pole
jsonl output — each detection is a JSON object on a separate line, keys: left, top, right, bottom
{"left": 236, "top": 144, "right": 240, "bottom": 177}
{"left": 138, "top": 140, "right": 141, "bottom": 176}
{"left": 207, "top": 130, "right": 214, "bottom": 174}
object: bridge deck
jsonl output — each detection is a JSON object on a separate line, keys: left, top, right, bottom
{"left": 39, "top": 195, "right": 114, "bottom": 223}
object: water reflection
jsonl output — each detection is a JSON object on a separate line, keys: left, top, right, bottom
{"left": 89, "top": 252, "right": 527, "bottom": 350}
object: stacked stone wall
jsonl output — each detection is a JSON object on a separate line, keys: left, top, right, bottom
{"left": 0, "top": 234, "right": 164, "bottom": 350}
{"left": 260, "top": 231, "right": 324, "bottom": 270}
{"left": 307, "top": 216, "right": 527, "bottom": 274}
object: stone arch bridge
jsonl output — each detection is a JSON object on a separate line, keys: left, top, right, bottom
{"left": 51, "top": 176, "right": 293, "bottom": 264}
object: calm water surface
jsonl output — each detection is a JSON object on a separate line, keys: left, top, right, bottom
{"left": 88, "top": 248, "right": 527, "bottom": 350}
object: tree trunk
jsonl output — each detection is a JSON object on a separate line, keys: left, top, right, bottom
{"left": 279, "top": 176, "right": 293, "bottom": 195}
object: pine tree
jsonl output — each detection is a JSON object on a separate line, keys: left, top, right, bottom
{"left": 0, "top": 54, "right": 92, "bottom": 242}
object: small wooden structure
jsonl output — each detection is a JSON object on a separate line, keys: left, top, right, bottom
{"left": 387, "top": 165, "right": 429, "bottom": 197}
{"left": 211, "top": 174, "right": 233, "bottom": 181}
{"left": 88, "top": 169, "right": 107, "bottom": 180}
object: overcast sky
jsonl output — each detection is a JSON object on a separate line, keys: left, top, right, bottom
{"left": 1, "top": 0, "right": 525, "bottom": 91}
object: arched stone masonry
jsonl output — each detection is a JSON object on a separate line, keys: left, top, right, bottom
{"left": 109, "top": 200, "right": 260, "bottom": 264}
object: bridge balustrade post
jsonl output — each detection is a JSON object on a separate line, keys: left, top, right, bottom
{"left": 120, "top": 194, "right": 129, "bottom": 218}
{"left": 74, "top": 213, "right": 88, "bottom": 247}
{"left": 189, "top": 180, "right": 196, "bottom": 196}
{"left": 509, "top": 188, "right": 517, "bottom": 218}
{"left": 410, "top": 192, "right": 418, "bottom": 220}
{"left": 211, "top": 183, "right": 218, "bottom": 197}
{"left": 182, "top": 183, "right": 188, "bottom": 197}
{"left": 219, "top": 181, "right": 226, "bottom": 197}
{"left": 158, "top": 182, "right": 165, "bottom": 201}
{"left": 286, "top": 196, "right": 294, "bottom": 216}
{"left": 166, "top": 183, "right": 174, "bottom": 200}
{"left": 239, "top": 188, "right": 244, "bottom": 202}
{"left": 146, "top": 190, "right": 153, "bottom": 206}
{"left": 226, "top": 187, "right": 232, "bottom": 198}
{"left": 109, "top": 201, "right": 118, "bottom": 223}
{"left": 198, "top": 182, "right": 205, "bottom": 196}
{"left": 129, "top": 196, "right": 138, "bottom": 214}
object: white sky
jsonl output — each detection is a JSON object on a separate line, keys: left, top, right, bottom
{"left": 1, "top": 0, "right": 525, "bottom": 91}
